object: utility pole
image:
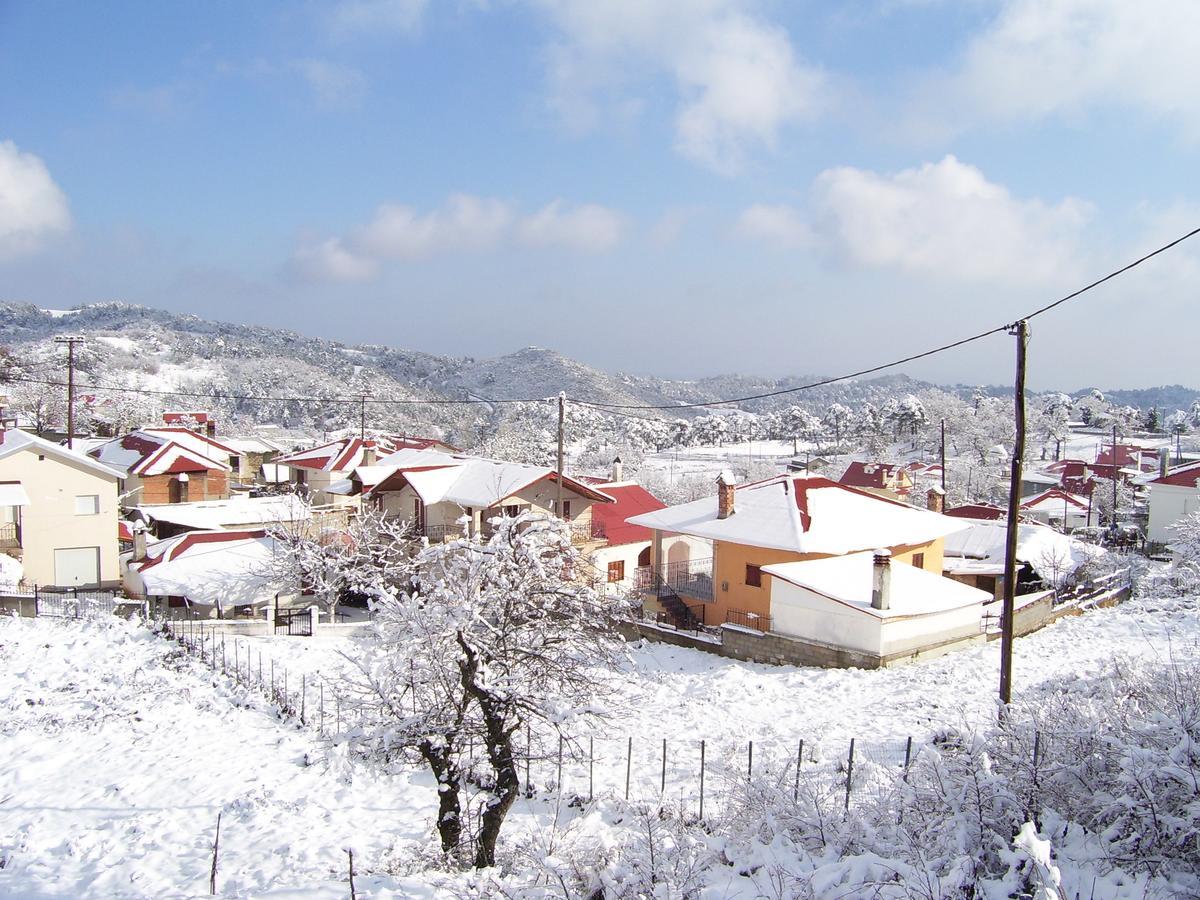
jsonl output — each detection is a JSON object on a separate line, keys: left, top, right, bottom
{"left": 54, "top": 335, "right": 85, "bottom": 449}
{"left": 939, "top": 419, "right": 947, "bottom": 493}
{"left": 555, "top": 392, "right": 565, "bottom": 518}
{"left": 357, "top": 392, "right": 369, "bottom": 441}
{"left": 999, "top": 319, "right": 1029, "bottom": 708}
{"left": 1111, "top": 423, "right": 1119, "bottom": 527}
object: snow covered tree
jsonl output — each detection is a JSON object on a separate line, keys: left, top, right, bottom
{"left": 823, "top": 403, "right": 853, "bottom": 448}
{"left": 267, "top": 504, "right": 415, "bottom": 618}
{"left": 352, "top": 513, "right": 622, "bottom": 867}
{"left": 1088, "top": 476, "right": 1135, "bottom": 528}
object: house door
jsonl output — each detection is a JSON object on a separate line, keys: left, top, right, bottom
{"left": 54, "top": 547, "right": 101, "bottom": 587}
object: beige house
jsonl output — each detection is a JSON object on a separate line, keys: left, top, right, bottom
{"left": 0, "top": 428, "right": 123, "bottom": 588}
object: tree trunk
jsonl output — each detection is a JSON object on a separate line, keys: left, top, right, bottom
{"left": 457, "top": 633, "right": 520, "bottom": 868}
{"left": 420, "top": 741, "right": 462, "bottom": 853}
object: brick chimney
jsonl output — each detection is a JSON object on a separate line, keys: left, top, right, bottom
{"left": 611, "top": 455, "right": 624, "bottom": 483}
{"left": 1159, "top": 447, "right": 1170, "bottom": 480}
{"left": 871, "top": 549, "right": 892, "bottom": 611}
{"left": 362, "top": 439, "right": 377, "bottom": 467}
{"left": 716, "top": 470, "right": 736, "bottom": 519}
{"left": 926, "top": 485, "right": 945, "bottom": 513}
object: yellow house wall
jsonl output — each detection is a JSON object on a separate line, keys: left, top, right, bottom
{"left": 687, "top": 536, "right": 944, "bottom": 628}
{"left": 0, "top": 447, "right": 120, "bottom": 587}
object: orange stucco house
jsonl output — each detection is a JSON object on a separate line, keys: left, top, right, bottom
{"left": 627, "top": 471, "right": 970, "bottom": 631}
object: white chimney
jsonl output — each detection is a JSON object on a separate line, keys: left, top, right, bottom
{"left": 611, "top": 455, "right": 624, "bottom": 483}
{"left": 716, "top": 470, "right": 736, "bottom": 519}
{"left": 362, "top": 439, "right": 377, "bottom": 467}
{"left": 133, "top": 520, "right": 148, "bottom": 562}
{"left": 871, "top": 549, "right": 892, "bottom": 611}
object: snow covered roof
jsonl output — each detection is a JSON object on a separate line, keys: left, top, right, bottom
{"left": 133, "top": 530, "right": 291, "bottom": 609}
{"left": 763, "top": 552, "right": 990, "bottom": 619}
{"left": 219, "top": 436, "right": 288, "bottom": 455}
{"left": 276, "top": 436, "right": 457, "bottom": 474}
{"left": 363, "top": 448, "right": 614, "bottom": 508}
{"left": 134, "top": 495, "right": 310, "bottom": 531}
{"left": 1020, "top": 488, "right": 1089, "bottom": 514}
{"left": 942, "top": 520, "right": 1102, "bottom": 584}
{"left": 1149, "top": 460, "right": 1200, "bottom": 488}
{"left": 591, "top": 481, "right": 666, "bottom": 546}
{"left": 0, "top": 429, "right": 124, "bottom": 481}
{"left": 259, "top": 462, "right": 290, "bottom": 483}
{"left": 142, "top": 428, "right": 239, "bottom": 460}
{"left": 838, "top": 461, "right": 911, "bottom": 492}
{"left": 627, "top": 475, "right": 968, "bottom": 555}
{"left": 89, "top": 430, "right": 232, "bottom": 478}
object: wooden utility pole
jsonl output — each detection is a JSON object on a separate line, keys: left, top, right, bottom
{"left": 357, "top": 393, "right": 369, "bottom": 441}
{"left": 555, "top": 392, "right": 565, "bottom": 517}
{"left": 939, "top": 419, "right": 947, "bottom": 493}
{"left": 1111, "top": 423, "right": 1119, "bottom": 526}
{"left": 999, "top": 319, "right": 1029, "bottom": 708}
{"left": 54, "top": 335, "right": 84, "bottom": 449}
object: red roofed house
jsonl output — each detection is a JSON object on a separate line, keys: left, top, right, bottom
{"left": 944, "top": 503, "right": 1007, "bottom": 521}
{"left": 1095, "top": 443, "right": 1160, "bottom": 472}
{"left": 89, "top": 430, "right": 233, "bottom": 507}
{"left": 162, "top": 410, "right": 216, "bottom": 437}
{"left": 627, "top": 473, "right": 985, "bottom": 667}
{"left": 1147, "top": 460, "right": 1200, "bottom": 544}
{"left": 586, "top": 466, "right": 707, "bottom": 594}
{"left": 838, "top": 461, "right": 914, "bottom": 499}
{"left": 1020, "top": 488, "right": 1090, "bottom": 531}
{"left": 274, "top": 436, "right": 412, "bottom": 505}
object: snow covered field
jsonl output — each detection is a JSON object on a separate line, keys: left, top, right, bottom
{"left": 2, "top": 590, "right": 1196, "bottom": 897}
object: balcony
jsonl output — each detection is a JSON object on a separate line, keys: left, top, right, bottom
{"left": 636, "top": 557, "right": 714, "bottom": 602}
{"left": 0, "top": 522, "right": 20, "bottom": 550}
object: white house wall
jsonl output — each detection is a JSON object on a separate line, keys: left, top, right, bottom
{"left": 770, "top": 580, "right": 882, "bottom": 654}
{"left": 1148, "top": 482, "right": 1200, "bottom": 543}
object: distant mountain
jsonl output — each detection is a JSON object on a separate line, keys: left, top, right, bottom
{"left": 0, "top": 303, "right": 1192, "bottom": 440}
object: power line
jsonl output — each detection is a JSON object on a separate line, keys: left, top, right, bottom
{"left": 575, "top": 225, "right": 1200, "bottom": 412}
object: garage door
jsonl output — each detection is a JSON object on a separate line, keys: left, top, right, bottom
{"left": 54, "top": 547, "right": 101, "bottom": 587}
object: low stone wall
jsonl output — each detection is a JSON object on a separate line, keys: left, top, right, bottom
{"left": 629, "top": 620, "right": 984, "bottom": 670}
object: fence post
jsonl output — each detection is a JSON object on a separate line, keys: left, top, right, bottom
{"left": 221, "top": 639, "right": 226, "bottom": 676}
{"left": 301, "top": 674, "right": 307, "bottom": 724}
{"left": 748, "top": 740, "right": 753, "bottom": 779}
{"left": 320, "top": 683, "right": 325, "bottom": 735}
{"left": 625, "top": 736, "right": 632, "bottom": 801}
{"left": 1032, "top": 731, "right": 1041, "bottom": 789}
{"left": 557, "top": 734, "right": 563, "bottom": 792}
{"left": 699, "top": 739, "right": 706, "bottom": 820}
{"left": 844, "top": 739, "right": 855, "bottom": 812}
{"left": 903, "top": 736, "right": 913, "bottom": 781}
{"left": 526, "top": 725, "right": 532, "bottom": 794}
{"left": 589, "top": 737, "right": 594, "bottom": 802}
{"left": 661, "top": 738, "right": 667, "bottom": 795}
{"left": 794, "top": 739, "right": 803, "bottom": 802}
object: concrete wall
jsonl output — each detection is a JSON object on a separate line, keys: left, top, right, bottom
{"left": 0, "top": 447, "right": 120, "bottom": 587}
{"left": 1148, "top": 482, "right": 1200, "bottom": 543}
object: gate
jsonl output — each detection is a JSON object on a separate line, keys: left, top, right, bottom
{"left": 35, "top": 588, "right": 118, "bottom": 619}
{"left": 274, "top": 607, "right": 312, "bottom": 636}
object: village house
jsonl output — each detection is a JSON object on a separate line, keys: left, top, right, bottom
{"left": 274, "top": 435, "right": 457, "bottom": 506}
{"left": 626, "top": 472, "right": 974, "bottom": 647}
{"left": 128, "top": 493, "right": 324, "bottom": 539}
{"left": 1020, "top": 488, "right": 1091, "bottom": 531}
{"left": 0, "top": 428, "right": 123, "bottom": 588}
{"left": 1146, "top": 459, "right": 1200, "bottom": 545}
{"left": 88, "top": 429, "right": 234, "bottom": 506}
{"left": 837, "top": 461, "right": 914, "bottom": 499}
{"left": 124, "top": 527, "right": 298, "bottom": 617}
{"left": 355, "top": 446, "right": 613, "bottom": 541}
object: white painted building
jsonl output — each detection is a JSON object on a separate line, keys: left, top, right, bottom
{"left": 763, "top": 551, "right": 989, "bottom": 662}
{"left": 1147, "top": 461, "right": 1200, "bottom": 544}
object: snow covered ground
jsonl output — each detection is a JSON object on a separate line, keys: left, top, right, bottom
{"left": 2, "top": 589, "right": 1195, "bottom": 896}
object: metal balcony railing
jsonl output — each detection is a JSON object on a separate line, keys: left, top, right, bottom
{"left": 635, "top": 557, "right": 714, "bottom": 602}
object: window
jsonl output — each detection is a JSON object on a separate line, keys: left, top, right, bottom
{"left": 607, "top": 560, "right": 625, "bottom": 583}
{"left": 561, "top": 500, "right": 573, "bottom": 521}
{"left": 74, "top": 495, "right": 100, "bottom": 516}
{"left": 912, "top": 552, "right": 925, "bottom": 569}
{"left": 504, "top": 504, "right": 520, "bottom": 517}
{"left": 745, "top": 564, "right": 762, "bottom": 587}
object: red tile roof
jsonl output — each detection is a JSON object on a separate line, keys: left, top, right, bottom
{"left": 1150, "top": 460, "right": 1200, "bottom": 487}
{"left": 839, "top": 461, "right": 911, "bottom": 493}
{"left": 593, "top": 483, "right": 666, "bottom": 546}
{"left": 944, "top": 503, "right": 1007, "bottom": 520}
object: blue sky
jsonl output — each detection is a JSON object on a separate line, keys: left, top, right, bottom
{"left": 1, "top": 0, "right": 1198, "bottom": 391}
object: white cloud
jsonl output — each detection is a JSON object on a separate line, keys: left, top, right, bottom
{"left": 949, "top": 0, "right": 1200, "bottom": 135}
{"left": 355, "top": 194, "right": 513, "bottom": 259}
{"left": 734, "top": 203, "right": 810, "bottom": 248}
{"left": 517, "top": 200, "right": 626, "bottom": 252}
{"left": 533, "top": 1, "right": 825, "bottom": 172}
{"left": 291, "top": 59, "right": 367, "bottom": 108}
{"left": 0, "top": 141, "right": 71, "bottom": 261}
{"left": 330, "top": 0, "right": 428, "bottom": 36}
{"left": 290, "top": 194, "right": 625, "bottom": 281}
{"left": 290, "top": 237, "right": 379, "bottom": 282}
{"left": 810, "top": 155, "right": 1091, "bottom": 282}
